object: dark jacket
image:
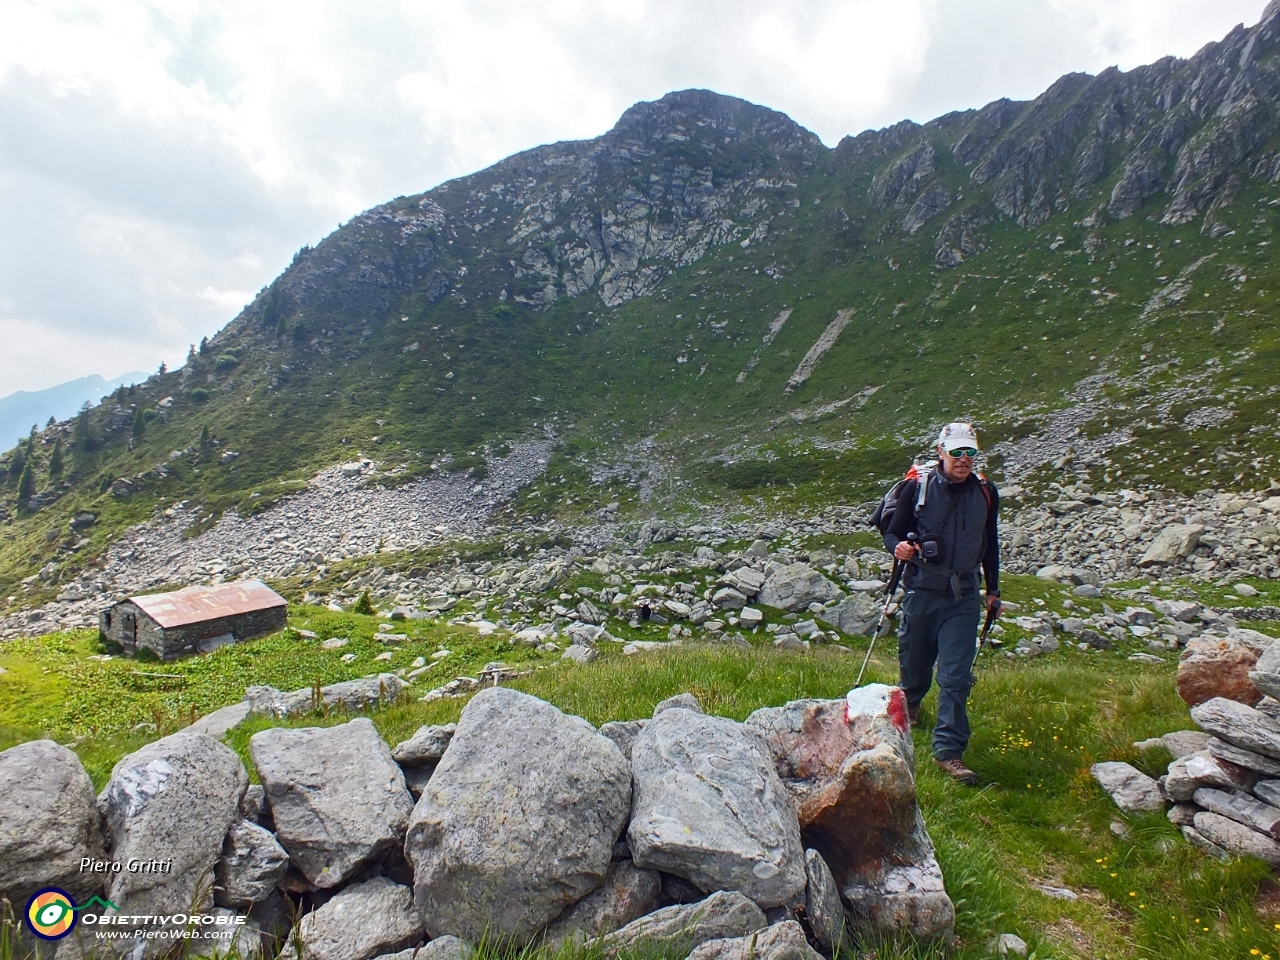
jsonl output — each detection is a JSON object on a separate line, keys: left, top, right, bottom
{"left": 883, "top": 467, "right": 1000, "bottom": 597}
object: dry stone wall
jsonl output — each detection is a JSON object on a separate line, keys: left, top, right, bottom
{"left": 0, "top": 684, "right": 953, "bottom": 960}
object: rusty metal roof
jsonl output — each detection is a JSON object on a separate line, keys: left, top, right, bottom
{"left": 130, "top": 580, "right": 286, "bottom": 629}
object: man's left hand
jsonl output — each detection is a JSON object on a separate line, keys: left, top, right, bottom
{"left": 986, "top": 594, "right": 1002, "bottom": 616}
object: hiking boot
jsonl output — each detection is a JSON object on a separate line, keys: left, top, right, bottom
{"left": 906, "top": 702, "right": 921, "bottom": 727}
{"left": 935, "top": 757, "right": 979, "bottom": 785}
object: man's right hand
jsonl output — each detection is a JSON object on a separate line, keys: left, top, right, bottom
{"left": 894, "top": 541, "right": 918, "bottom": 561}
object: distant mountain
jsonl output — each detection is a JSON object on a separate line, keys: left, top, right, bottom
{"left": 0, "top": 373, "right": 145, "bottom": 450}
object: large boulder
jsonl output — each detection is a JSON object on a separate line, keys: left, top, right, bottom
{"left": 283, "top": 877, "right": 425, "bottom": 960}
{"left": 1140, "top": 523, "right": 1205, "bottom": 565}
{"left": 215, "top": 820, "right": 290, "bottom": 907}
{"left": 627, "top": 706, "right": 806, "bottom": 909}
{"left": 250, "top": 718, "right": 413, "bottom": 889}
{"left": 757, "top": 565, "right": 843, "bottom": 613}
{"left": 98, "top": 732, "right": 248, "bottom": 919}
{"left": 1177, "top": 636, "right": 1265, "bottom": 707}
{"left": 405, "top": 687, "right": 631, "bottom": 944}
{"left": 1190, "top": 697, "right": 1280, "bottom": 761}
{"left": 597, "top": 890, "right": 766, "bottom": 958}
{"left": 686, "top": 920, "right": 823, "bottom": 960}
{"left": 541, "top": 859, "right": 661, "bottom": 946}
{"left": 744, "top": 686, "right": 925, "bottom": 882}
{"left": 0, "top": 740, "right": 105, "bottom": 908}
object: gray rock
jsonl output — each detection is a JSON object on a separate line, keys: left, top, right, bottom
{"left": 283, "top": 877, "right": 425, "bottom": 960}
{"left": 250, "top": 718, "right": 413, "bottom": 889}
{"left": 391, "top": 725, "right": 455, "bottom": 766}
{"left": 1255, "top": 780, "right": 1280, "bottom": 807}
{"left": 541, "top": 859, "right": 661, "bottom": 946}
{"left": 186, "top": 701, "right": 252, "bottom": 738}
{"left": 563, "top": 644, "right": 599, "bottom": 663}
{"left": 99, "top": 731, "right": 248, "bottom": 920}
{"left": 241, "top": 784, "right": 266, "bottom": 823}
{"left": 600, "top": 720, "right": 647, "bottom": 760}
{"left": 1192, "top": 811, "right": 1280, "bottom": 867}
{"left": 247, "top": 674, "right": 408, "bottom": 717}
{"left": 758, "top": 565, "right": 843, "bottom": 613}
{"left": 686, "top": 920, "right": 822, "bottom": 960}
{"left": 215, "top": 820, "right": 289, "bottom": 907}
{"left": 842, "top": 854, "right": 955, "bottom": 941}
{"left": 990, "top": 933, "right": 1029, "bottom": 959}
{"left": 371, "top": 937, "right": 473, "bottom": 960}
{"left": 1192, "top": 787, "right": 1280, "bottom": 839}
{"left": 628, "top": 707, "right": 806, "bottom": 909}
{"left": 0, "top": 740, "right": 105, "bottom": 908}
{"left": 720, "top": 568, "right": 767, "bottom": 598}
{"left": 1207, "top": 737, "right": 1280, "bottom": 776}
{"left": 712, "top": 587, "right": 748, "bottom": 610}
{"left": 1190, "top": 697, "right": 1280, "bottom": 760}
{"left": 1181, "top": 825, "right": 1231, "bottom": 860}
{"left": 597, "top": 890, "right": 766, "bottom": 958}
{"left": 803, "top": 850, "right": 846, "bottom": 954}
{"left": 1167, "top": 803, "right": 1199, "bottom": 827}
{"left": 654, "top": 693, "right": 703, "bottom": 716}
{"left": 1249, "top": 640, "right": 1280, "bottom": 700}
{"left": 1161, "top": 730, "right": 1211, "bottom": 758}
{"left": 1165, "top": 750, "right": 1258, "bottom": 801}
{"left": 406, "top": 687, "right": 631, "bottom": 944}
{"left": 820, "top": 593, "right": 881, "bottom": 636}
{"left": 1091, "top": 762, "right": 1165, "bottom": 812}
{"left": 1140, "top": 523, "right": 1205, "bottom": 565}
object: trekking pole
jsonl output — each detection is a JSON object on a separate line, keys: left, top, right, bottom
{"left": 969, "top": 597, "right": 1004, "bottom": 690}
{"left": 854, "top": 534, "right": 915, "bottom": 687}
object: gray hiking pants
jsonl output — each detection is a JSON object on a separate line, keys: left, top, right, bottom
{"left": 897, "top": 587, "right": 982, "bottom": 761}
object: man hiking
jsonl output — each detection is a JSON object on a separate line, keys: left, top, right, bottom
{"left": 882, "top": 422, "right": 1000, "bottom": 785}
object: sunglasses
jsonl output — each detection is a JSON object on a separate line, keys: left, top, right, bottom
{"left": 945, "top": 447, "right": 978, "bottom": 458}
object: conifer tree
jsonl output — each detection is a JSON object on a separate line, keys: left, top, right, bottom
{"left": 132, "top": 406, "right": 146, "bottom": 437}
{"left": 17, "top": 458, "right": 35, "bottom": 502}
{"left": 48, "top": 437, "right": 63, "bottom": 477}
{"left": 8, "top": 445, "right": 24, "bottom": 479}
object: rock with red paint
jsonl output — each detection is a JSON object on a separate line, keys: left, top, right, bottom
{"left": 1177, "top": 635, "right": 1265, "bottom": 707}
{"left": 744, "top": 684, "right": 951, "bottom": 939}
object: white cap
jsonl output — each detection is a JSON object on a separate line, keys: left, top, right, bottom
{"left": 936, "top": 421, "right": 979, "bottom": 450}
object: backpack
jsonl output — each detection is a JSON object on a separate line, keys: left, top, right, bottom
{"left": 870, "top": 461, "right": 992, "bottom": 535}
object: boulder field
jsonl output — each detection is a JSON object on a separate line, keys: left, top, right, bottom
{"left": 0, "top": 683, "right": 951, "bottom": 960}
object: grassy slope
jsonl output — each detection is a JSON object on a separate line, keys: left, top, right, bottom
{"left": 5, "top": 569, "right": 1280, "bottom": 957}
{"left": 5, "top": 94, "right": 1280, "bottom": 597}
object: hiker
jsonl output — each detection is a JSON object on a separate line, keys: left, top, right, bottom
{"left": 882, "top": 422, "right": 1000, "bottom": 785}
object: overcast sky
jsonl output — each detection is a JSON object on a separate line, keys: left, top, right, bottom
{"left": 0, "top": 0, "right": 1269, "bottom": 394}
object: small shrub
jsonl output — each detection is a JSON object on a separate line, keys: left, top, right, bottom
{"left": 214, "top": 354, "right": 240, "bottom": 373}
{"left": 492, "top": 303, "right": 515, "bottom": 320}
{"left": 190, "top": 388, "right": 209, "bottom": 404}
{"left": 352, "top": 590, "right": 375, "bottom": 616}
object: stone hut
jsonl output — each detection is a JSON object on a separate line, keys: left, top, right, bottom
{"left": 99, "top": 580, "right": 288, "bottom": 660}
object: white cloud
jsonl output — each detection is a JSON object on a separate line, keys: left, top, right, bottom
{"left": 0, "top": 0, "right": 1269, "bottom": 393}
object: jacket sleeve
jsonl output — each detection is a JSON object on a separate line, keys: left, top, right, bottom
{"left": 883, "top": 478, "right": 919, "bottom": 555}
{"left": 983, "top": 483, "right": 1001, "bottom": 594}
